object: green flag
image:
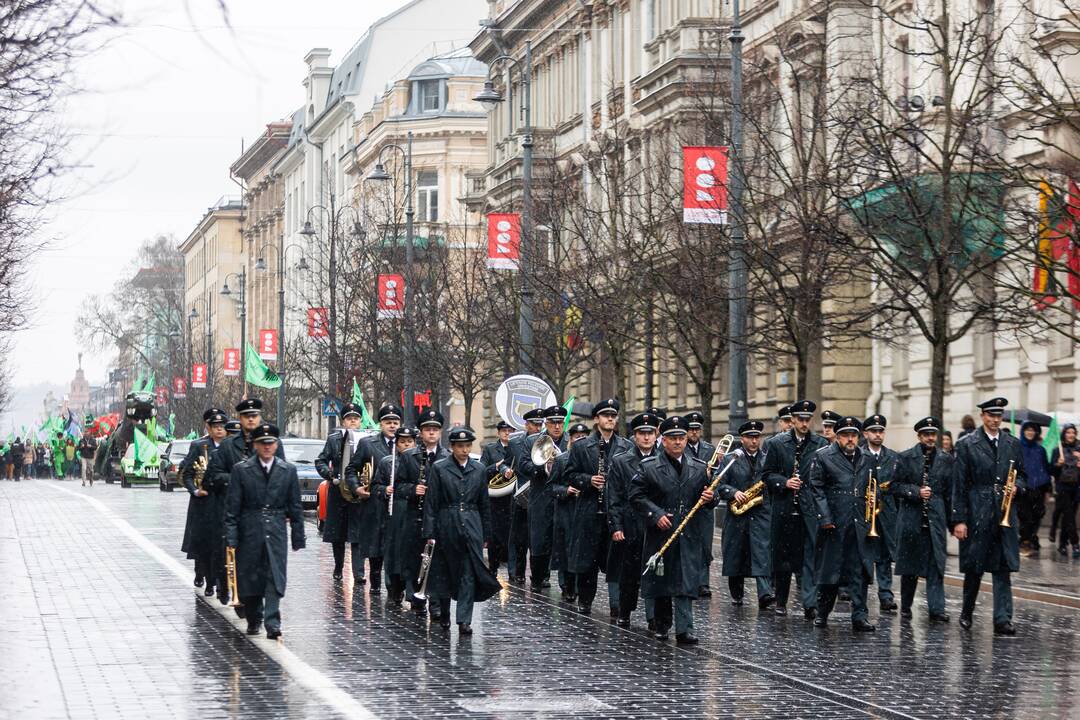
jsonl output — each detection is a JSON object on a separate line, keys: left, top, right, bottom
{"left": 562, "top": 394, "right": 576, "bottom": 433}
{"left": 245, "top": 343, "right": 282, "bottom": 388}
{"left": 184, "top": 431, "right": 198, "bottom": 440}
{"left": 1045, "top": 413, "right": 1061, "bottom": 463}
{"left": 352, "top": 380, "right": 378, "bottom": 430}
{"left": 132, "top": 426, "right": 159, "bottom": 469}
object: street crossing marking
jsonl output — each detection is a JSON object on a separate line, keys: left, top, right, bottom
{"left": 50, "top": 483, "right": 377, "bottom": 720}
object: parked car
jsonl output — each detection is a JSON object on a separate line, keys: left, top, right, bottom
{"left": 158, "top": 439, "right": 193, "bottom": 492}
{"left": 119, "top": 442, "right": 167, "bottom": 488}
{"left": 282, "top": 432, "right": 376, "bottom": 510}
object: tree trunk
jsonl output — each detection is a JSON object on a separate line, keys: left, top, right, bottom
{"left": 929, "top": 304, "right": 950, "bottom": 424}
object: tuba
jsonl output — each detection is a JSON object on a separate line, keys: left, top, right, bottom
{"left": 488, "top": 455, "right": 517, "bottom": 497}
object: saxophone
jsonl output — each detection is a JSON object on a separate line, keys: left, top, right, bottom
{"left": 730, "top": 480, "right": 766, "bottom": 515}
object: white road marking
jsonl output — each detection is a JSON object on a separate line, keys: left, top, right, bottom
{"left": 50, "top": 484, "right": 376, "bottom": 720}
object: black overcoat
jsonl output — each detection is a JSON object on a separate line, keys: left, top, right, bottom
{"left": 180, "top": 436, "right": 220, "bottom": 559}
{"left": 891, "top": 444, "right": 954, "bottom": 578}
{"left": 377, "top": 445, "right": 447, "bottom": 579}
{"left": 344, "top": 433, "right": 393, "bottom": 555}
{"left": 314, "top": 430, "right": 351, "bottom": 543}
{"left": 224, "top": 455, "right": 306, "bottom": 597}
{"left": 631, "top": 453, "right": 715, "bottom": 598}
{"left": 606, "top": 446, "right": 654, "bottom": 586}
{"left": 953, "top": 430, "right": 1027, "bottom": 574}
{"left": 566, "top": 431, "right": 633, "bottom": 574}
{"left": 808, "top": 445, "right": 877, "bottom": 586}
{"left": 760, "top": 430, "right": 829, "bottom": 574}
{"left": 421, "top": 457, "right": 502, "bottom": 602}
{"left": 480, "top": 440, "right": 514, "bottom": 561}
{"left": 865, "top": 446, "right": 901, "bottom": 562}
{"left": 506, "top": 432, "right": 534, "bottom": 559}
{"left": 548, "top": 452, "right": 576, "bottom": 572}
{"left": 687, "top": 439, "right": 717, "bottom": 566}
{"left": 205, "top": 432, "right": 284, "bottom": 546}
{"left": 520, "top": 432, "right": 566, "bottom": 556}
{"left": 717, "top": 449, "right": 771, "bottom": 578}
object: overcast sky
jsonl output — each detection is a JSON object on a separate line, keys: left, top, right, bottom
{"left": 16, "top": 0, "right": 477, "bottom": 399}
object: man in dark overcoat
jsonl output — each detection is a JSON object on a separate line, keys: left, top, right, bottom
{"left": 685, "top": 411, "right": 717, "bottom": 597}
{"left": 519, "top": 405, "right": 568, "bottom": 590}
{"left": 717, "top": 420, "right": 773, "bottom": 609}
{"left": 480, "top": 420, "right": 515, "bottom": 574}
{"left": 808, "top": 416, "right": 877, "bottom": 632}
{"left": 862, "top": 414, "right": 901, "bottom": 613}
{"left": 892, "top": 416, "right": 953, "bottom": 622}
{"left": 314, "top": 402, "right": 363, "bottom": 581}
{"left": 181, "top": 408, "right": 228, "bottom": 596}
{"left": 421, "top": 426, "right": 502, "bottom": 634}
{"left": 953, "top": 397, "right": 1027, "bottom": 635}
{"left": 224, "top": 423, "right": 305, "bottom": 639}
{"left": 506, "top": 409, "right": 544, "bottom": 583}
{"left": 550, "top": 423, "right": 589, "bottom": 602}
{"left": 345, "top": 403, "right": 402, "bottom": 590}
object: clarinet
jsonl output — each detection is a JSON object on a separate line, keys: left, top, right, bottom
{"left": 920, "top": 447, "right": 933, "bottom": 528}
{"left": 595, "top": 441, "right": 607, "bottom": 515}
{"left": 415, "top": 450, "right": 430, "bottom": 530}
{"left": 791, "top": 437, "right": 807, "bottom": 517}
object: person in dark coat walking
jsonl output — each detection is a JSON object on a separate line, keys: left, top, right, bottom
{"left": 862, "top": 414, "right": 901, "bottom": 613}
{"left": 345, "top": 403, "right": 402, "bottom": 590}
{"left": 606, "top": 412, "right": 660, "bottom": 628}
{"left": 421, "top": 427, "right": 502, "bottom": 634}
{"left": 759, "top": 399, "right": 829, "bottom": 619}
{"left": 550, "top": 423, "right": 589, "bottom": 602}
{"left": 566, "top": 398, "right": 633, "bottom": 616}
{"left": 820, "top": 410, "right": 841, "bottom": 444}
{"left": 1017, "top": 421, "right": 1052, "bottom": 556}
{"left": 631, "top": 415, "right": 716, "bottom": 644}
{"left": 181, "top": 408, "right": 228, "bottom": 596}
{"left": 775, "top": 405, "right": 793, "bottom": 435}
{"left": 314, "top": 402, "right": 365, "bottom": 581}
{"left": 685, "top": 411, "right": 717, "bottom": 597}
{"left": 370, "top": 426, "right": 419, "bottom": 603}
{"left": 506, "top": 409, "right": 544, "bottom": 583}
{"left": 1050, "top": 424, "right": 1080, "bottom": 555}
{"left": 206, "top": 399, "right": 284, "bottom": 609}
{"left": 892, "top": 416, "right": 953, "bottom": 622}
{"left": 519, "top": 405, "right": 568, "bottom": 590}
{"left": 953, "top": 397, "right": 1027, "bottom": 635}
{"left": 224, "top": 423, "right": 305, "bottom": 639}
{"left": 481, "top": 421, "right": 515, "bottom": 574}
{"left": 717, "top": 420, "right": 773, "bottom": 609}
{"left": 383, "top": 410, "right": 448, "bottom": 614}
{"left": 808, "top": 416, "right": 878, "bottom": 632}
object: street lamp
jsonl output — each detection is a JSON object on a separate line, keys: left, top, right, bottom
{"left": 188, "top": 297, "right": 214, "bottom": 399}
{"left": 367, "top": 131, "right": 417, "bottom": 425}
{"left": 220, "top": 267, "right": 247, "bottom": 395}
{"left": 727, "top": 0, "right": 749, "bottom": 432}
{"left": 256, "top": 241, "right": 310, "bottom": 431}
{"left": 474, "top": 42, "right": 534, "bottom": 374}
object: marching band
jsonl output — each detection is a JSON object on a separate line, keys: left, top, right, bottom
{"left": 178, "top": 392, "right": 1028, "bottom": 641}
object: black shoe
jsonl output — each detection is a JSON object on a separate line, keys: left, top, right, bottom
{"left": 513, "top": 576, "right": 526, "bottom": 585}
{"left": 217, "top": 592, "right": 229, "bottom": 606}
{"left": 1059, "top": 545, "right": 1068, "bottom": 556}
{"left": 959, "top": 613, "right": 973, "bottom": 629}
{"left": 655, "top": 628, "right": 670, "bottom": 641}
{"left": 852, "top": 619, "right": 876, "bottom": 632}
{"left": 731, "top": 596, "right": 744, "bottom": 607}
{"left": 194, "top": 577, "right": 204, "bottom": 588}
{"left": 577, "top": 603, "right": 592, "bottom": 615}
{"left": 617, "top": 616, "right": 631, "bottom": 629}
{"left": 804, "top": 607, "right": 817, "bottom": 621}
{"left": 814, "top": 615, "right": 828, "bottom": 628}
{"left": 699, "top": 585, "right": 712, "bottom": 597}
{"left": 440, "top": 618, "right": 451, "bottom": 630}
{"left": 676, "top": 632, "right": 699, "bottom": 645}
{"left": 541, "top": 579, "right": 551, "bottom": 589}
{"left": 929, "top": 612, "right": 950, "bottom": 623}
{"left": 609, "top": 607, "right": 620, "bottom": 619}
{"left": 994, "top": 622, "right": 1016, "bottom": 636}
{"left": 333, "top": 570, "right": 344, "bottom": 580}
{"left": 235, "top": 606, "right": 246, "bottom": 619}
{"left": 530, "top": 582, "right": 544, "bottom": 592}
{"left": 458, "top": 623, "right": 473, "bottom": 635}
{"left": 266, "top": 628, "right": 281, "bottom": 640}
{"left": 647, "top": 619, "right": 656, "bottom": 634}
{"left": 1050, "top": 529, "right": 1057, "bottom": 544}
{"left": 880, "top": 599, "right": 897, "bottom": 613}
{"left": 246, "top": 622, "right": 262, "bottom": 636}
{"left": 774, "top": 605, "right": 788, "bottom": 616}
{"left": 204, "top": 586, "right": 215, "bottom": 597}
{"left": 353, "top": 575, "right": 366, "bottom": 585}
{"left": 369, "top": 585, "right": 381, "bottom": 595}
{"left": 561, "top": 591, "right": 577, "bottom": 603}
{"left": 758, "top": 595, "right": 775, "bottom": 610}
{"left": 901, "top": 608, "right": 913, "bottom": 620}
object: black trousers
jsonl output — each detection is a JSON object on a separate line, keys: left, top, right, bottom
{"left": 1057, "top": 487, "right": 1078, "bottom": 548}
{"left": 1018, "top": 487, "right": 1048, "bottom": 546}
{"left": 574, "top": 568, "right": 599, "bottom": 606}
{"left": 530, "top": 554, "right": 550, "bottom": 586}
{"left": 332, "top": 541, "right": 345, "bottom": 572}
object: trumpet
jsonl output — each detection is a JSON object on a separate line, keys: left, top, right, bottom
{"left": 865, "top": 468, "right": 879, "bottom": 538}
{"left": 1000, "top": 460, "right": 1017, "bottom": 527}
{"left": 225, "top": 546, "right": 243, "bottom": 607}
{"left": 412, "top": 540, "right": 434, "bottom": 603}
{"left": 192, "top": 447, "right": 208, "bottom": 491}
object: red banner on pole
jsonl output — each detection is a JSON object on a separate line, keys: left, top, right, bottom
{"left": 682, "top": 146, "right": 728, "bottom": 224}
{"left": 486, "top": 213, "right": 521, "bottom": 270}
{"left": 377, "top": 274, "right": 404, "bottom": 320}
{"left": 155, "top": 386, "right": 168, "bottom": 405}
{"left": 191, "top": 364, "right": 207, "bottom": 388}
{"left": 308, "top": 307, "right": 329, "bottom": 337}
{"left": 173, "top": 377, "right": 187, "bottom": 399}
{"left": 258, "top": 329, "right": 279, "bottom": 361}
{"left": 223, "top": 348, "right": 240, "bottom": 377}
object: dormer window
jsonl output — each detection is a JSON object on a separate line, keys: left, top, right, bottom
{"left": 418, "top": 79, "right": 441, "bottom": 112}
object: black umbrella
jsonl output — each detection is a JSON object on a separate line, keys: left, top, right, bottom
{"left": 1009, "top": 408, "right": 1053, "bottom": 427}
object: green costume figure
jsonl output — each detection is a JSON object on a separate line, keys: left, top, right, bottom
{"left": 51, "top": 433, "right": 65, "bottom": 478}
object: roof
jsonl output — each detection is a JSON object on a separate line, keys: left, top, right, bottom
{"left": 408, "top": 49, "right": 487, "bottom": 80}
{"left": 324, "top": 35, "right": 373, "bottom": 112}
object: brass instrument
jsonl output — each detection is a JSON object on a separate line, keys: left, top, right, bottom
{"left": 644, "top": 435, "right": 736, "bottom": 576}
{"left": 192, "top": 447, "right": 208, "bottom": 491}
{"left": 1000, "top": 460, "right": 1017, "bottom": 527}
{"left": 729, "top": 479, "right": 766, "bottom": 516}
{"left": 225, "top": 546, "right": 242, "bottom": 607}
{"left": 866, "top": 467, "right": 880, "bottom": 538}
{"left": 412, "top": 540, "right": 435, "bottom": 603}
{"left": 531, "top": 434, "right": 564, "bottom": 467}
{"left": 488, "top": 456, "right": 517, "bottom": 497}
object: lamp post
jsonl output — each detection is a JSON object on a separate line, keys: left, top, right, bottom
{"left": 255, "top": 242, "right": 309, "bottom": 432}
{"left": 367, "top": 131, "right": 416, "bottom": 425}
{"left": 187, "top": 296, "right": 213, "bottom": 399}
{"left": 727, "top": 0, "right": 749, "bottom": 432}
{"left": 220, "top": 267, "right": 247, "bottom": 396}
{"left": 474, "top": 41, "right": 534, "bottom": 374}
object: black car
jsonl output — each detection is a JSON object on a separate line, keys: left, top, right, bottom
{"left": 158, "top": 439, "right": 192, "bottom": 492}
{"left": 281, "top": 437, "right": 329, "bottom": 510}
